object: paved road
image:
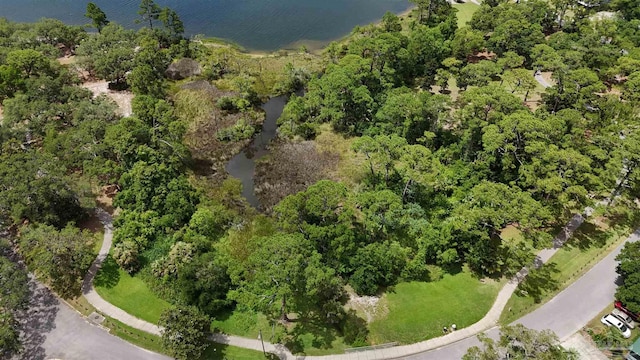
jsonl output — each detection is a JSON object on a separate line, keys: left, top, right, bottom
{"left": 404, "top": 228, "right": 640, "bottom": 359}
{"left": 516, "top": 228, "right": 639, "bottom": 339}
{"left": 13, "top": 276, "right": 169, "bottom": 360}
{"left": 535, "top": 73, "right": 552, "bottom": 88}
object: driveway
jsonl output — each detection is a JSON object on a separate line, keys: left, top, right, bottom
{"left": 404, "top": 229, "right": 640, "bottom": 359}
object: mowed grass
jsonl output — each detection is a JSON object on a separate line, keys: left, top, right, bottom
{"left": 453, "top": 2, "right": 480, "bottom": 27}
{"left": 94, "top": 255, "right": 171, "bottom": 324}
{"left": 201, "top": 342, "right": 270, "bottom": 360}
{"left": 369, "top": 270, "right": 503, "bottom": 344}
{"left": 212, "top": 309, "right": 347, "bottom": 355}
{"left": 212, "top": 310, "right": 272, "bottom": 339}
{"left": 500, "top": 220, "right": 633, "bottom": 324}
{"left": 104, "top": 315, "right": 268, "bottom": 360}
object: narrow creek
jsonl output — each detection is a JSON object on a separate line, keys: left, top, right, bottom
{"left": 225, "top": 95, "right": 289, "bottom": 208}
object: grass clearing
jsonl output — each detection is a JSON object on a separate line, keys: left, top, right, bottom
{"left": 94, "top": 255, "right": 171, "bottom": 324}
{"left": 315, "top": 124, "right": 366, "bottom": 189}
{"left": 453, "top": 2, "right": 480, "bottom": 27}
{"left": 500, "top": 219, "right": 634, "bottom": 324}
{"left": 369, "top": 270, "right": 503, "bottom": 344}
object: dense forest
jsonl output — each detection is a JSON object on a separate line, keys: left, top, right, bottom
{"left": 1, "top": 0, "right": 640, "bottom": 357}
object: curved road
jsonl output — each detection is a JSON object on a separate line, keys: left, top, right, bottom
{"left": 13, "top": 278, "right": 169, "bottom": 360}
{"left": 405, "top": 228, "right": 639, "bottom": 359}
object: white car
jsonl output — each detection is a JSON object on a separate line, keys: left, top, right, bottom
{"left": 601, "top": 314, "right": 632, "bottom": 338}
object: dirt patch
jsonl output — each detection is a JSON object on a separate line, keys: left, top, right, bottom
{"left": 95, "top": 185, "right": 117, "bottom": 213}
{"left": 81, "top": 81, "right": 133, "bottom": 117}
{"left": 254, "top": 140, "right": 339, "bottom": 212}
{"left": 344, "top": 287, "right": 388, "bottom": 324}
{"left": 591, "top": 216, "right": 610, "bottom": 231}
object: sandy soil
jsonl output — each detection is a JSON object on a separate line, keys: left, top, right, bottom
{"left": 344, "top": 287, "right": 387, "bottom": 324}
{"left": 81, "top": 81, "right": 133, "bottom": 117}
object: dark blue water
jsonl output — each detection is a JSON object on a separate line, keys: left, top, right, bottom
{"left": 0, "top": 0, "right": 411, "bottom": 50}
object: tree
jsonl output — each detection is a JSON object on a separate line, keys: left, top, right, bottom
{"left": 487, "top": 10, "right": 545, "bottom": 58}
{"left": 0, "top": 254, "right": 29, "bottom": 359}
{"left": 85, "top": 2, "right": 109, "bottom": 32}
{"left": 305, "top": 55, "right": 377, "bottom": 135}
{"left": 502, "top": 69, "right": 537, "bottom": 101}
{"left": 382, "top": 11, "right": 402, "bottom": 32}
{"left": 273, "top": 180, "right": 357, "bottom": 274}
{"left": 451, "top": 27, "right": 485, "bottom": 60}
{"left": 457, "top": 60, "right": 502, "bottom": 89}
{"left": 464, "top": 324, "right": 578, "bottom": 360}
{"left": 0, "top": 312, "right": 21, "bottom": 358}
{"left": 19, "top": 225, "right": 94, "bottom": 298}
{"left": 352, "top": 134, "right": 407, "bottom": 186}
{"left": 349, "top": 241, "right": 409, "bottom": 295}
{"left": 615, "top": 241, "right": 640, "bottom": 313}
{"left": 452, "top": 181, "right": 549, "bottom": 275}
{"left": 0, "top": 151, "right": 83, "bottom": 227}
{"left": 228, "top": 233, "right": 344, "bottom": 322}
{"left": 622, "top": 71, "right": 640, "bottom": 104}
{"left": 75, "top": 23, "right": 136, "bottom": 85}
{"left": 159, "top": 7, "right": 185, "bottom": 44}
{"left": 613, "top": 0, "right": 640, "bottom": 21}
{"left": 137, "top": 0, "right": 162, "bottom": 30}
{"left": 0, "top": 256, "right": 29, "bottom": 311}
{"left": 5, "top": 49, "right": 51, "bottom": 77}
{"left": 159, "top": 306, "right": 210, "bottom": 360}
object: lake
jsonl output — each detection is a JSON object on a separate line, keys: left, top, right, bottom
{"left": 0, "top": 0, "right": 411, "bottom": 50}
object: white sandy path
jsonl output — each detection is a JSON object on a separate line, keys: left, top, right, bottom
{"left": 81, "top": 81, "right": 133, "bottom": 117}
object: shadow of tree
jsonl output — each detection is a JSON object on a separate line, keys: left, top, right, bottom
{"left": 567, "top": 222, "right": 608, "bottom": 250}
{"left": 14, "top": 279, "right": 59, "bottom": 360}
{"left": 287, "top": 315, "right": 339, "bottom": 354}
{"left": 516, "top": 262, "right": 560, "bottom": 303}
{"left": 93, "top": 255, "right": 120, "bottom": 289}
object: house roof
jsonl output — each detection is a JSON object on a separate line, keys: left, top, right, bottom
{"left": 631, "top": 337, "right": 640, "bottom": 355}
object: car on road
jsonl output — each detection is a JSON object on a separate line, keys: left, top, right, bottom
{"left": 601, "top": 314, "right": 632, "bottom": 338}
{"left": 612, "top": 308, "right": 636, "bottom": 329}
{"left": 615, "top": 300, "right": 640, "bottom": 322}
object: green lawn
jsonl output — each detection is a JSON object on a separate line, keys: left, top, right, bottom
{"left": 453, "top": 2, "right": 480, "bottom": 27}
{"left": 212, "top": 309, "right": 347, "bottom": 355}
{"left": 202, "top": 342, "right": 271, "bottom": 360}
{"left": 369, "top": 271, "right": 503, "bottom": 344}
{"left": 500, "top": 220, "right": 633, "bottom": 324}
{"left": 103, "top": 315, "right": 267, "bottom": 360}
{"left": 103, "top": 316, "right": 165, "bottom": 354}
{"left": 94, "top": 255, "right": 172, "bottom": 324}
{"left": 212, "top": 310, "right": 273, "bottom": 339}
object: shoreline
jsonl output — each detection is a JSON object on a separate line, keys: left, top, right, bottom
{"left": 226, "top": 4, "right": 417, "bottom": 57}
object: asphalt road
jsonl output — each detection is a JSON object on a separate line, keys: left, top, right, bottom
{"left": 405, "top": 228, "right": 640, "bottom": 360}
{"left": 13, "top": 280, "right": 169, "bottom": 360}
